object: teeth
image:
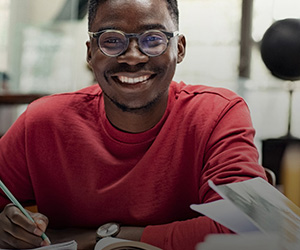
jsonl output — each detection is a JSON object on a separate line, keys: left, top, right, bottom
{"left": 118, "top": 75, "right": 150, "bottom": 84}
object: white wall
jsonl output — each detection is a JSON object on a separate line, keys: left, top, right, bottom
{"left": 2, "top": 0, "right": 300, "bottom": 160}
{"left": 175, "top": 0, "right": 241, "bottom": 90}
{"left": 7, "top": 0, "right": 93, "bottom": 93}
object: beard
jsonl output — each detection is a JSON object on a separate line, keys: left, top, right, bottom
{"left": 102, "top": 63, "right": 168, "bottom": 114}
{"left": 104, "top": 90, "right": 165, "bottom": 114}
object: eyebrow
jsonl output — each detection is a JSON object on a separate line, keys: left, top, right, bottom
{"left": 96, "top": 23, "right": 168, "bottom": 33}
{"left": 140, "top": 24, "right": 167, "bottom": 31}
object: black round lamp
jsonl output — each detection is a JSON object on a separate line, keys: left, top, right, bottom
{"left": 261, "top": 18, "right": 300, "bottom": 81}
{"left": 260, "top": 18, "right": 300, "bottom": 184}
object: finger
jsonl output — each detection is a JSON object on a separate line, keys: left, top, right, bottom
{"left": 2, "top": 204, "right": 45, "bottom": 246}
{"left": 30, "top": 212, "right": 49, "bottom": 233}
{"left": 28, "top": 210, "right": 51, "bottom": 246}
{"left": 5, "top": 205, "right": 38, "bottom": 234}
{"left": 1, "top": 231, "right": 38, "bottom": 249}
{"left": 6, "top": 204, "right": 49, "bottom": 237}
{"left": 41, "top": 238, "right": 51, "bottom": 246}
{"left": 0, "top": 214, "right": 43, "bottom": 248}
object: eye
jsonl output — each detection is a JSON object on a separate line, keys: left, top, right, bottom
{"left": 102, "top": 37, "right": 124, "bottom": 47}
{"left": 140, "top": 32, "right": 166, "bottom": 49}
{"left": 146, "top": 35, "right": 163, "bottom": 42}
{"left": 100, "top": 32, "right": 126, "bottom": 49}
{"left": 144, "top": 34, "right": 164, "bottom": 46}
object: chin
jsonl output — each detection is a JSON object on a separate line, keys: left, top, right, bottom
{"left": 114, "top": 101, "right": 156, "bottom": 113}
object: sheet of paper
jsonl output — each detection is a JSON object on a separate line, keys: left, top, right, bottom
{"left": 190, "top": 199, "right": 259, "bottom": 233}
{"left": 94, "top": 237, "right": 162, "bottom": 250}
{"left": 209, "top": 178, "right": 300, "bottom": 235}
{"left": 94, "top": 237, "right": 129, "bottom": 250}
{"left": 196, "top": 232, "right": 280, "bottom": 250}
{"left": 192, "top": 177, "right": 300, "bottom": 248}
{"left": 0, "top": 240, "right": 77, "bottom": 250}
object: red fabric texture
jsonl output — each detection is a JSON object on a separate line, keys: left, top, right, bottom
{"left": 0, "top": 82, "right": 267, "bottom": 250}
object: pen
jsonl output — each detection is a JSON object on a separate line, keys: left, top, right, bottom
{"left": 0, "top": 180, "right": 51, "bottom": 244}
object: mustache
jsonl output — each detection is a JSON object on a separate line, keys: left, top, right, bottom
{"left": 107, "top": 63, "right": 162, "bottom": 74}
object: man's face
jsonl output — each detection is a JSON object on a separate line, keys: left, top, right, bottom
{"left": 87, "top": 0, "right": 185, "bottom": 113}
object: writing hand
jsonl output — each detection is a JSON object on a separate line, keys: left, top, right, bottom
{"left": 0, "top": 203, "right": 50, "bottom": 248}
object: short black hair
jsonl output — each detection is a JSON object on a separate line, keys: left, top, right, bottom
{"left": 87, "top": 0, "right": 179, "bottom": 30}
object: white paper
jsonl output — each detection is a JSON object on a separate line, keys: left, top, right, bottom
{"left": 190, "top": 199, "right": 259, "bottom": 233}
{"left": 191, "top": 177, "right": 300, "bottom": 249}
{"left": 95, "top": 237, "right": 130, "bottom": 250}
{"left": 196, "top": 232, "right": 280, "bottom": 250}
{"left": 209, "top": 178, "right": 300, "bottom": 235}
{"left": 0, "top": 240, "right": 77, "bottom": 250}
{"left": 94, "top": 237, "right": 162, "bottom": 250}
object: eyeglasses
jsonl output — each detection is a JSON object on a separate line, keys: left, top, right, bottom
{"left": 88, "top": 29, "right": 179, "bottom": 57}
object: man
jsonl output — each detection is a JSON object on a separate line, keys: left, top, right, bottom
{"left": 0, "top": 0, "right": 267, "bottom": 249}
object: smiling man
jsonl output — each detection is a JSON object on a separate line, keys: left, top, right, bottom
{"left": 0, "top": 0, "right": 267, "bottom": 250}
{"left": 86, "top": 0, "right": 185, "bottom": 133}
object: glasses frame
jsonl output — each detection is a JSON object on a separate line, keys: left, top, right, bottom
{"left": 88, "top": 29, "right": 179, "bottom": 57}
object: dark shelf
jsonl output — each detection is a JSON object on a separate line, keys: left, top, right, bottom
{"left": 0, "top": 94, "right": 46, "bottom": 105}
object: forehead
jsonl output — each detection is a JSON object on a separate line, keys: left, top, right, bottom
{"left": 91, "top": 0, "right": 175, "bottom": 32}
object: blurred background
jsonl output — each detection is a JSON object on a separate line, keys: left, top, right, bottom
{"left": 1, "top": 0, "right": 300, "bottom": 200}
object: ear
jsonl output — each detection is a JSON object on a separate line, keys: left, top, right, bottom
{"left": 86, "top": 40, "right": 92, "bottom": 64}
{"left": 177, "top": 34, "right": 186, "bottom": 64}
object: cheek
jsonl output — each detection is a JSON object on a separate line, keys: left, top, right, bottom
{"left": 89, "top": 42, "right": 105, "bottom": 73}
{"left": 161, "top": 45, "right": 179, "bottom": 73}
{"left": 168, "top": 41, "right": 179, "bottom": 58}
{"left": 90, "top": 61, "right": 102, "bottom": 82}
{"left": 159, "top": 49, "right": 178, "bottom": 75}
{"left": 90, "top": 53, "right": 108, "bottom": 80}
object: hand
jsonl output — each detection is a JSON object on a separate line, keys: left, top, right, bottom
{"left": 0, "top": 203, "right": 50, "bottom": 249}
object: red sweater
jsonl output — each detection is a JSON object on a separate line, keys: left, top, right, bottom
{"left": 0, "top": 82, "right": 266, "bottom": 250}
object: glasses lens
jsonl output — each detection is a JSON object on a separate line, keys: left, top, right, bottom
{"left": 139, "top": 31, "right": 168, "bottom": 56}
{"left": 99, "top": 31, "right": 127, "bottom": 56}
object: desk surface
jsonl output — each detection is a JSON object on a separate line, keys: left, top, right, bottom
{"left": 0, "top": 94, "right": 46, "bottom": 104}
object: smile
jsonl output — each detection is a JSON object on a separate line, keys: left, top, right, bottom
{"left": 117, "top": 75, "right": 151, "bottom": 84}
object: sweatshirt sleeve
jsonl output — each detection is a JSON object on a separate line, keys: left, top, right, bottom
{"left": 141, "top": 217, "right": 232, "bottom": 250}
{"left": 141, "top": 97, "right": 267, "bottom": 250}
{"left": 0, "top": 111, "right": 35, "bottom": 210}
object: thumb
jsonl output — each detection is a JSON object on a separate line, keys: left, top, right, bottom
{"left": 29, "top": 211, "right": 49, "bottom": 232}
{"left": 35, "top": 218, "right": 48, "bottom": 232}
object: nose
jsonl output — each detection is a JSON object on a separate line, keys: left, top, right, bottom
{"left": 117, "top": 39, "right": 149, "bottom": 65}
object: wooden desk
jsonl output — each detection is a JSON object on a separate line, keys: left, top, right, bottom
{"left": 0, "top": 93, "right": 47, "bottom": 137}
{"left": 0, "top": 93, "right": 46, "bottom": 105}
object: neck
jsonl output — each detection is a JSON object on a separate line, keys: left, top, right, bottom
{"left": 104, "top": 94, "right": 168, "bottom": 133}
